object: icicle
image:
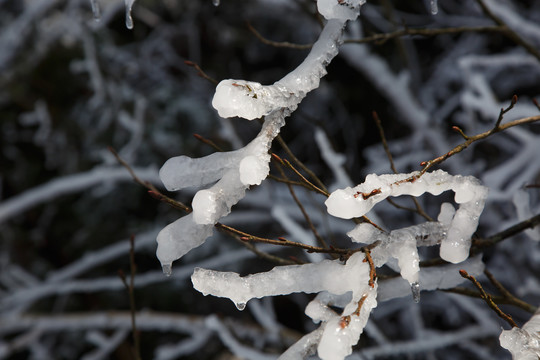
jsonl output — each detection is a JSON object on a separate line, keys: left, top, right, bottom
{"left": 430, "top": 0, "right": 438, "bottom": 15}
{"left": 212, "top": 0, "right": 220, "bottom": 6}
{"left": 162, "top": 263, "right": 172, "bottom": 277}
{"left": 124, "top": 0, "right": 136, "bottom": 29}
{"left": 411, "top": 282, "right": 420, "bottom": 303}
{"left": 235, "top": 302, "right": 246, "bottom": 311}
{"left": 90, "top": 0, "right": 101, "bottom": 21}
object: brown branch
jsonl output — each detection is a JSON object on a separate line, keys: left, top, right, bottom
{"left": 458, "top": 270, "right": 518, "bottom": 328}
{"left": 475, "top": 0, "right": 540, "bottom": 62}
{"left": 118, "top": 236, "right": 142, "bottom": 360}
{"left": 216, "top": 222, "right": 356, "bottom": 256}
{"left": 345, "top": 25, "right": 506, "bottom": 45}
{"left": 246, "top": 22, "right": 312, "bottom": 50}
{"left": 184, "top": 60, "right": 219, "bottom": 85}
{"left": 473, "top": 213, "right": 540, "bottom": 249}
{"left": 417, "top": 113, "right": 540, "bottom": 178}
{"left": 484, "top": 269, "right": 538, "bottom": 314}
{"left": 273, "top": 159, "right": 330, "bottom": 250}
{"left": 372, "top": 111, "right": 432, "bottom": 221}
{"left": 275, "top": 135, "right": 329, "bottom": 193}
{"left": 363, "top": 249, "right": 377, "bottom": 288}
{"left": 193, "top": 133, "right": 224, "bottom": 152}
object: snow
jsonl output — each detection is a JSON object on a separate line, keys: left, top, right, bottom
{"left": 326, "top": 170, "right": 488, "bottom": 264}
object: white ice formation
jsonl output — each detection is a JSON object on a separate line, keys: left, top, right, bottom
{"left": 193, "top": 251, "right": 377, "bottom": 359}
{"left": 500, "top": 307, "right": 540, "bottom": 359}
{"left": 326, "top": 170, "right": 488, "bottom": 264}
{"left": 155, "top": 1, "right": 493, "bottom": 359}
{"left": 157, "top": 0, "right": 357, "bottom": 273}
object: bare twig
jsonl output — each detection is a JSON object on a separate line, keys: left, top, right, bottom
{"left": 484, "top": 269, "right": 538, "bottom": 314}
{"left": 417, "top": 113, "right": 540, "bottom": 178}
{"left": 372, "top": 111, "right": 432, "bottom": 221}
{"left": 475, "top": 0, "right": 540, "bottom": 62}
{"left": 458, "top": 270, "right": 518, "bottom": 328}
{"left": 247, "top": 22, "right": 312, "bottom": 50}
{"left": 473, "top": 213, "right": 540, "bottom": 249}
{"left": 275, "top": 135, "right": 329, "bottom": 193}
{"left": 346, "top": 25, "right": 506, "bottom": 45}
{"left": 193, "top": 133, "right": 224, "bottom": 152}
{"left": 118, "top": 236, "right": 142, "bottom": 360}
{"left": 184, "top": 60, "right": 219, "bottom": 85}
{"left": 273, "top": 159, "right": 330, "bottom": 250}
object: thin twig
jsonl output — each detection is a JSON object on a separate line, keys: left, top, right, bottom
{"left": 216, "top": 223, "right": 357, "bottom": 256}
{"left": 193, "top": 133, "right": 224, "bottom": 152}
{"left": 184, "top": 60, "right": 219, "bottom": 85}
{"left": 247, "top": 22, "right": 312, "bottom": 50}
{"left": 118, "top": 236, "right": 142, "bottom": 360}
{"left": 372, "top": 111, "right": 432, "bottom": 221}
{"left": 274, "top": 160, "right": 330, "bottom": 250}
{"left": 484, "top": 270, "right": 538, "bottom": 314}
{"left": 345, "top": 25, "right": 506, "bottom": 45}
{"left": 363, "top": 249, "right": 377, "bottom": 288}
{"left": 275, "top": 135, "right": 329, "bottom": 193}
{"left": 473, "top": 213, "right": 540, "bottom": 249}
{"left": 475, "top": 0, "right": 540, "bottom": 62}
{"left": 458, "top": 270, "right": 518, "bottom": 328}
{"left": 417, "top": 114, "right": 540, "bottom": 179}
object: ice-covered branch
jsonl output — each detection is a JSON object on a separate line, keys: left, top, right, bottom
{"left": 156, "top": 0, "right": 366, "bottom": 273}
{"left": 500, "top": 307, "right": 540, "bottom": 359}
{"left": 326, "top": 170, "right": 488, "bottom": 264}
{"left": 193, "top": 251, "right": 376, "bottom": 359}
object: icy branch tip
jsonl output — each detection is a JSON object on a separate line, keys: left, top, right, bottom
{"left": 317, "top": 0, "right": 366, "bottom": 21}
{"left": 212, "top": 80, "right": 271, "bottom": 120}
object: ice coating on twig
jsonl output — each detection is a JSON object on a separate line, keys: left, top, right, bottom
{"left": 212, "top": 19, "right": 345, "bottom": 121}
{"left": 157, "top": 17, "right": 350, "bottom": 271}
{"left": 348, "top": 220, "right": 449, "bottom": 286}
{"left": 500, "top": 307, "right": 540, "bottom": 359}
{"left": 326, "top": 170, "right": 488, "bottom": 263}
{"left": 317, "top": 0, "right": 366, "bottom": 21}
{"left": 192, "top": 251, "right": 377, "bottom": 359}
{"left": 192, "top": 251, "right": 369, "bottom": 307}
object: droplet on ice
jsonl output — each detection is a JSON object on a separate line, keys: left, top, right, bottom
{"left": 162, "top": 263, "right": 172, "bottom": 276}
{"left": 411, "top": 282, "right": 421, "bottom": 303}
{"left": 90, "top": 0, "right": 101, "bottom": 21}
{"left": 430, "top": 0, "right": 438, "bottom": 15}
{"left": 235, "top": 302, "right": 246, "bottom": 311}
{"left": 125, "top": 0, "right": 135, "bottom": 29}
{"left": 212, "top": 0, "right": 220, "bottom": 6}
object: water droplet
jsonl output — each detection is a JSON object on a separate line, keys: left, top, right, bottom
{"left": 90, "top": 0, "right": 101, "bottom": 21}
{"left": 212, "top": 0, "right": 220, "bottom": 6}
{"left": 235, "top": 302, "right": 246, "bottom": 311}
{"left": 411, "top": 282, "right": 421, "bottom": 303}
{"left": 430, "top": 0, "right": 438, "bottom": 15}
{"left": 162, "top": 264, "right": 172, "bottom": 276}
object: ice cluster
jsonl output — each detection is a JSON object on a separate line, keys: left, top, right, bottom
{"left": 500, "top": 308, "right": 540, "bottom": 359}
{"left": 155, "top": 1, "right": 493, "bottom": 359}
{"left": 157, "top": 5, "right": 351, "bottom": 273}
{"left": 326, "top": 170, "right": 488, "bottom": 264}
{"left": 193, "top": 251, "right": 377, "bottom": 359}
